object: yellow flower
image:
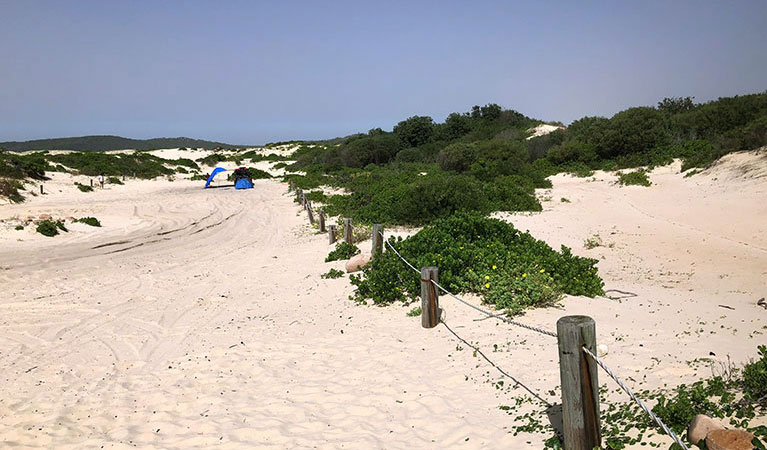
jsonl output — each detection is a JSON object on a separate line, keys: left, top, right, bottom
{"left": 539, "top": 269, "right": 545, "bottom": 273}
{"left": 485, "top": 283, "right": 490, "bottom": 288}
{"left": 484, "top": 275, "right": 490, "bottom": 280}
{"left": 522, "top": 273, "right": 527, "bottom": 278}
{"left": 492, "top": 265, "right": 497, "bottom": 270}
{"left": 459, "top": 246, "right": 464, "bottom": 250}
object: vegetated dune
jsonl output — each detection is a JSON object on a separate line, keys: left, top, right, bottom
{"left": 0, "top": 151, "right": 765, "bottom": 448}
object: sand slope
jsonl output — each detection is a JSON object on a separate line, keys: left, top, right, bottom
{"left": 1, "top": 151, "right": 765, "bottom": 448}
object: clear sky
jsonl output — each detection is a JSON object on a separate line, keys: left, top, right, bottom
{"left": 1, "top": 0, "right": 765, "bottom": 144}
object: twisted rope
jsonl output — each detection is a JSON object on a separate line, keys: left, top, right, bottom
{"left": 582, "top": 346, "right": 689, "bottom": 450}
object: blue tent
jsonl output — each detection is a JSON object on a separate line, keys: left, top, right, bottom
{"left": 235, "top": 178, "right": 254, "bottom": 189}
{"left": 204, "top": 167, "right": 227, "bottom": 188}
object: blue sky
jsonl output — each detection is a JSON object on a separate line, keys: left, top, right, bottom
{"left": 1, "top": 0, "right": 765, "bottom": 144}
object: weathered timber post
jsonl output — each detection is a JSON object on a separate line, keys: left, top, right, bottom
{"left": 371, "top": 224, "right": 383, "bottom": 255}
{"left": 40, "top": 184, "right": 44, "bottom": 195}
{"left": 288, "top": 179, "right": 295, "bottom": 192}
{"left": 328, "top": 225, "right": 337, "bottom": 244}
{"left": 122, "top": 175, "right": 125, "bottom": 181}
{"left": 343, "top": 218, "right": 353, "bottom": 244}
{"left": 90, "top": 179, "right": 93, "bottom": 187}
{"left": 295, "top": 188, "right": 302, "bottom": 203}
{"left": 300, "top": 192, "right": 306, "bottom": 207}
{"left": 306, "top": 201, "right": 314, "bottom": 224}
{"left": 318, "top": 210, "right": 326, "bottom": 232}
{"left": 557, "top": 315, "right": 600, "bottom": 450}
{"left": 420, "top": 267, "right": 440, "bottom": 328}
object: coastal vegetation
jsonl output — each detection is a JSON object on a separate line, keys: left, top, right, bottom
{"left": 284, "top": 92, "right": 767, "bottom": 226}
{"left": 350, "top": 213, "right": 603, "bottom": 313}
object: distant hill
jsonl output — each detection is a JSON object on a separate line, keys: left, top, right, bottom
{"left": 0, "top": 135, "right": 241, "bottom": 152}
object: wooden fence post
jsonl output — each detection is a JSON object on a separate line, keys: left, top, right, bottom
{"left": 319, "top": 210, "right": 326, "bottom": 232}
{"left": 40, "top": 184, "right": 44, "bottom": 195}
{"left": 295, "top": 188, "right": 302, "bottom": 203}
{"left": 343, "top": 218, "right": 353, "bottom": 244}
{"left": 90, "top": 179, "right": 93, "bottom": 187}
{"left": 306, "top": 201, "right": 315, "bottom": 224}
{"left": 289, "top": 180, "right": 295, "bottom": 192}
{"left": 420, "top": 267, "right": 440, "bottom": 328}
{"left": 557, "top": 315, "right": 600, "bottom": 450}
{"left": 328, "top": 225, "right": 337, "bottom": 245}
{"left": 372, "top": 224, "right": 383, "bottom": 255}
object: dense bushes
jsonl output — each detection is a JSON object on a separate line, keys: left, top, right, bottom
{"left": 321, "top": 166, "right": 542, "bottom": 225}
{"left": 743, "top": 345, "right": 767, "bottom": 401}
{"left": 0, "top": 179, "right": 25, "bottom": 202}
{"left": 0, "top": 151, "right": 50, "bottom": 179}
{"left": 48, "top": 152, "right": 174, "bottom": 178}
{"left": 350, "top": 213, "right": 603, "bottom": 313}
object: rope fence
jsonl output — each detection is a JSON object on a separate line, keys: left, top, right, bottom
{"left": 378, "top": 229, "right": 687, "bottom": 449}
{"left": 288, "top": 188, "right": 694, "bottom": 450}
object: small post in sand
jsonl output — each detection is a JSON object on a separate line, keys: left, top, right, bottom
{"left": 372, "top": 224, "right": 383, "bottom": 255}
{"left": 328, "top": 225, "right": 337, "bottom": 245}
{"left": 420, "top": 267, "right": 440, "bottom": 328}
{"left": 295, "top": 188, "right": 302, "bottom": 204}
{"left": 306, "top": 201, "right": 314, "bottom": 224}
{"left": 288, "top": 180, "right": 295, "bottom": 192}
{"left": 40, "top": 184, "right": 44, "bottom": 195}
{"left": 557, "top": 315, "right": 600, "bottom": 450}
{"left": 343, "top": 218, "right": 353, "bottom": 244}
{"left": 319, "top": 210, "right": 326, "bottom": 232}
{"left": 90, "top": 179, "right": 93, "bottom": 187}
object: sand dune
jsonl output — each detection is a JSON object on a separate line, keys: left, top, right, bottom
{"left": 1, "top": 152, "right": 765, "bottom": 448}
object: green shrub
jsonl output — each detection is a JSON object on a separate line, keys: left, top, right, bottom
{"left": 304, "top": 190, "right": 328, "bottom": 203}
{"left": 325, "top": 242, "right": 360, "bottom": 262}
{"left": 49, "top": 152, "right": 174, "bottom": 179}
{"left": 0, "top": 151, "right": 51, "bottom": 179}
{"left": 321, "top": 268, "right": 345, "bottom": 279}
{"left": 74, "top": 217, "right": 101, "bottom": 227}
{"left": 350, "top": 213, "right": 603, "bottom": 311}
{"left": 36, "top": 219, "right": 66, "bottom": 237}
{"left": 108, "top": 176, "right": 123, "bottom": 185}
{"left": 743, "top": 345, "right": 767, "bottom": 401}
{"left": 196, "top": 153, "right": 228, "bottom": 167}
{"left": 15, "top": 224, "right": 24, "bottom": 230}
{"left": 75, "top": 182, "right": 93, "bottom": 192}
{"left": 617, "top": 171, "right": 651, "bottom": 187}
{"left": 407, "top": 306, "right": 422, "bottom": 317}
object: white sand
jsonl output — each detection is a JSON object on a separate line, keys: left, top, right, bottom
{"left": 1, "top": 151, "right": 765, "bottom": 448}
{"left": 526, "top": 124, "right": 564, "bottom": 139}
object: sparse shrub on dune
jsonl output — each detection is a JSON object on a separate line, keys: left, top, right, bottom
{"left": 108, "top": 176, "right": 123, "bottom": 185}
{"left": 36, "top": 219, "right": 66, "bottom": 237}
{"left": 74, "top": 217, "right": 101, "bottom": 227}
{"left": 321, "top": 268, "right": 345, "bottom": 279}
{"left": 617, "top": 170, "right": 652, "bottom": 187}
{"left": 75, "top": 182, "right": 93, "bottom": 192}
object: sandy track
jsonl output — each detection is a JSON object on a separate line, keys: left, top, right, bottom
{"left": 1, "top": 180, "right": 536, "bottom": 449}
